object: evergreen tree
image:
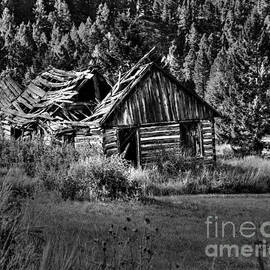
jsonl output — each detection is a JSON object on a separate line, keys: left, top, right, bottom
{"left": 177, "top": 2, "right": 191, "bottom": 34}
{"left": 222, "top": 10, "right": 236, "bottom": 47}
{"left": 207, "top": 33, "right": 270, "bottom": 153}
{"left": 193, "top": 34, "right": 210, "bottom": 98}
{"left": 257, "top": 0, "right": 270, "bottom": 18}
{"left": 182, "top": 47, "right": 196, "bottom": 81}
{"left": 161, "top": 1, "right": 168, "bottom": 22}
{"left": 95, "top": 3, "right": 110, "bottom": 35}
{"left": 165, "top": 39, "right": 183, "bottom": 81}
{"left": 186, "top": 22, "right": 199, "bottom": 50}
{"left": 207, "top": 33, "right": 220, "bottom": 66}
{"left": 58, "top": 32, "right": 76, "bottom": 68}
{"left": 33, "top": 0, "right": 51, "bottom": 36}
{"left": 32, "top": 21, "right": 48, "bottom": 72}
{"left": 46, "top": 22, "right": 62, "bottom": 67}
{"left": 0, "top": 7, "right": 15, "bottom": 37}
{"left": 54, "top": 0, "right": 72, "bottom": 33}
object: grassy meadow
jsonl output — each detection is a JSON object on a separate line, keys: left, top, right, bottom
{"left": 1, "top": 140, "right": 270, "bottom": 269}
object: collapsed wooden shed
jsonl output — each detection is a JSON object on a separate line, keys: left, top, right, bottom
{"left": 0, "top": 67, "right": 111, "bottom": 143}
{"left": 0, "top": 77, "right": 23, "bottom": 139}
{"left": 87, "top": 61, "right": 221, "bottom": 166}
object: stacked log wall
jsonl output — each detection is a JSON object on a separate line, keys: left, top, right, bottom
{"left": 74, "top": 128, "right": 102, "bottom": 151}
{"left": 103, "top": 128, "right": 118, "bottom": 156}
{"left": 0, "top": 120, "right": 11, "bottom": 140}
{"left": 201, "top": 120, "right": 216, "bottom": 162}
{"left": 139, "top": 123, "right": 181, "bottom": 165}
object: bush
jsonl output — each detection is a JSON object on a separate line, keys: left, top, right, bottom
{"left": 0, "top": 167, "right": 43, "bottom": 199}
{"left": 152, "top": 147, "right": 204, "bottom": 176}
{"left": 0, "top": 139, "right": 81, "bottom": 191}
{"left": 61, "top": 155, "right": 142, "bottom": 201}
{"left": 0, "top": 139, "right": 79, "bottom": 177}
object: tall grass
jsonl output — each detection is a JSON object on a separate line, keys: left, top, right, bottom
{"left": 1, "top": 140, "right": 270, "bottom": 269}
{"left": 2, "top": 140, "right": 270, "bottom": 199}
{"left": 129, "top": 156, "right": 270, "bottom": 196}
{"left": 0, "top": 177, "right": 42, "bottom": 270}
{"left": 0, "top": 176, "right": 165, "bottom": 270}
{"left": 37, "top": 217, "right": 162, "bottom": 270}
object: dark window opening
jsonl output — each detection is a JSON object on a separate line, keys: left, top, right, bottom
{"left": 11, "top": 127, "right": 22, "bottom": 140}
{"left": 119, "top": 128, "right": 138, "bottom": 166}
{"left": 77, "top": 80, "right": 96, "bottom": 102}
{"left": 76, "top": 76, "right": 110, "bottom": 103}
{"left": 180, "top": 122, "right": 202, "bottom": 157}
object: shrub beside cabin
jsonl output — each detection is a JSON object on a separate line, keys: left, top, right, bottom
{"left": 87, "top": 62, "right": 220, "bottom": 166}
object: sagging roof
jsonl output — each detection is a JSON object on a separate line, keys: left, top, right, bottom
{"left": 87, "top": 57, "right": 221, "bottom": 126}
{"left": 0, "top": 67, "right": 112, "bottom": 135}
{"left": 13, "top": 67, "right": 111, "bottom": 112}
{"left": 0, "top": 77, "right": 23, "bottom": 110}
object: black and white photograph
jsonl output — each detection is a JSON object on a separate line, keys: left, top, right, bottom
{"left": 1, "top": 0, "right": 270, "bottom": 269}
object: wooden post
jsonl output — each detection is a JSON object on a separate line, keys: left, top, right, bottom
{"left": 136, "top": 128, "right": 141, "bottom": 168}
{"left": 199, "top": 121, "right": 204, "bottom": 157}
{"left": 116, "top": 128, "right": 120, "bottom": 154}
{"left": 179, "top": 122, "right": 181, "bottom": 148}
{"left": 212, "top": 119, "right": 216, "bottom": 162}
{"left": 102, "top": 128, "right": 106, "bottom": 156}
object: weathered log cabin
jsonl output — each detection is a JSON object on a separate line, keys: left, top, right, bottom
{"left": 0, "top": 67, "right": 111, "bottom": 142}
{"left": 88, "top": 61, "right": 221, "bottom": 166}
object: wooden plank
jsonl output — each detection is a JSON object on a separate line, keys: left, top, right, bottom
{"left": 141, "top": 143, "right": 180, "bottom": 152}
{"left": 145, "top": 78, "right": 156, "bottom": 123}
{"left": 136, "top": 128, "right": 141, "bottom": 167}
{"left": 149, "top": 73, "right": 162, "bottom": 122}
{"left": 140, "top": 124, "right": 179, "bottom": 132}
{"left": 211, "top": 119, "right": 216, "bottom": 162}
{"left": 104, "top": 137, "right": 117, "bottom": 144}
{"left": 16, "top": 96, "right": 33, "bottom": 109}
{"left": 141, "top": 138, "right": 180, "bottom": 145}
{"left": 141, "top": 149, "right": 179, "bottom": 158}
{"left": 169, "top": 80, "right": 177, "bottom": 120}
{"left": 141, "top": 134, "right": 180, "bottom": 142}
{"left": 203, "top": 146, "right": 213, "bottom": 151}
{"left": 158, "top": 70, "right": 171, "bottom": 121}
{"left": 27, "top": 83, "right": 46, "bottom": 97}
{"left": 104, "top": 142, "right": 118, "bottom": 151}
{"left": 104, "top": 129, "right": 117, "bottom": 136}
{"left": 138, "top": 84, "right": 147, "bottom": 123}
{"left": 106, "top": 148, "right": 118, "bottom": 156}
{"left": 140, "top": 130, "right": 179, "bottom": 138}
{"left": 202, "top": 134, "right": 213, "bottom": 140}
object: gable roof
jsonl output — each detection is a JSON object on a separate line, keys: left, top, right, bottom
{"left": 87, "top": 62, "right": 221, "bottom": 126}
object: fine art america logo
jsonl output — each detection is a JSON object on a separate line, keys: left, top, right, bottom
{"left": 205, "top": 216, "right": 270, "bottom": 258}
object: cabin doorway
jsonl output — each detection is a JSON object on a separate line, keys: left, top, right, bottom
{"left": 118, "top": 128, "right": 139, "bottom": 166}
{"left": 180, "top": 122, "right": 202, "bottom": 157}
